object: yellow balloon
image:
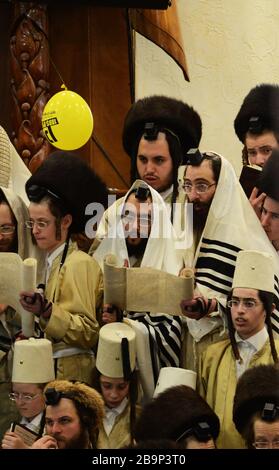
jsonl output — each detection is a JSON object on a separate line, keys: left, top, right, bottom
{"left": 42, "top": 90, "right": 93, "bottom": 150}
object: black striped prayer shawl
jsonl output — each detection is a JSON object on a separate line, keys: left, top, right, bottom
{"left": 187, "top": 155, "right": 279, "bottom": 337}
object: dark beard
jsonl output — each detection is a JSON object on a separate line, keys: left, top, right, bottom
{"left": 56, "top": 428, "right": 90, "bottom": 449}
{"left": 192, "top": 202, "right": 211, "bottom": 240}
{"left": 126, "top": 237, "right": 148, "bottom": 258}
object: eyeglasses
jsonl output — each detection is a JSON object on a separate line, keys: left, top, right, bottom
{"left": 253, "top": 440, "right": 279, "bottom": 449}
{"left": 9, "top": 392, "right": 41, "bottom": 402}
{"left": 182, "top": 183, "right": 216, "bottom": 194}
{"left": 227, "top": 299, "right": 262, "bottom": 309}
{"left": 0, "top": 224, "right": 16, "bottom": 235}
{"left": 25, "top": 220, "right": 51, "bottom": 229}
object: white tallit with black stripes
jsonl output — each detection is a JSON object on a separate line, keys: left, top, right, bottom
{"left": 183, "top": 154, "right": 279, "bottom": 339}
{"left": 94, "top": 180, "right": 184, "bottom": 399}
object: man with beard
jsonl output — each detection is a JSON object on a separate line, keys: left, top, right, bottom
{"left": 93, "top": 180, "right": 183, "bottom": 399}
{"left": 88, "top": 95, "right": 201, "bottom": 255}
{"left": 179, "top": 150, "right": 279, "bottom": 371}
{"left": 182, "top": 151, "right": 221, "bottom": 250}
{"left": 31, "top": 380, "right": 104, "bottom": 449}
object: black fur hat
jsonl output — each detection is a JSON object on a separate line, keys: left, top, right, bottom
{"left": 258, "top": 148, "right": 279, "bottom": 201}
{"left": 234, "top": 84, "right": 279, "bottom": 143}
{"left": 122, "top": 95, "right": 202, "bottom": 159}
{"left": 134, "top": 385, "right": 220, "bottom": 443}
{"left": 25, "top": 151, "right": 108, "bottom": 233}
{"left": 233, "top": 365, "right": 279, "bottom": 434}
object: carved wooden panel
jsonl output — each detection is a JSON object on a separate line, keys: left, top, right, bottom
{"left": 10, "top": 2, "right": 52, "bottom": 172}
{"left": 1, "top": 3, "right": 132, "bottom": 189}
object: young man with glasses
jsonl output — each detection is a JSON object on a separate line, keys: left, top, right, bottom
{"left": 233, "top": 364, "right": 279, "bottom": 449}
{"left": 19, "top": 151, "right": 107, "bottom": 386}
{"left": 198, "top": 250, "right": 279, "bottom": 449}
{"left": 2, "top": 338, "right": 55, "bottom": 449}
{"left": 0, "top": 187, "right": 44, "bottom": 441}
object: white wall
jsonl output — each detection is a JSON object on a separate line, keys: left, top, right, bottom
{"left": 135, "top": 0, "right": 279, "bottom": 176}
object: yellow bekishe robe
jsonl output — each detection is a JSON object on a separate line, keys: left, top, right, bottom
{"left": 198, "top": 338, "right": 279, "bottom": 449}
{"left": 39, "top": 243, "right": 103, "bottom": 385}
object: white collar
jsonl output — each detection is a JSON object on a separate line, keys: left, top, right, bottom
{"left": 46, "top": 243, "right": 66, "bottom": 269}
{"left": 20, "top": 411, "right": 44, "bottom": 433}
{"left": 105, "top": 396, "right": 128, "bottom": 417}
{"left": 159, "top": 185, "right": 173, "bottom": 202}
{"left": 235, "top": 326, "right": 268, "bottom": 352}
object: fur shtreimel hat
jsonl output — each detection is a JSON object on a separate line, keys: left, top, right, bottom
{"left": 122, "top": 95, "right": 202, "bottom": 158}
{"left": 233, "top": 365, "right": 279, "bottom": 434}
{"left": 135, "top": 385, "right": 220, "bottom": 443}
{"left": 258, "top": 148, "right": 279, "bottom": 202}
{"left": 44, "top": 379, "right": 104, "bottom": 441}
{"left": 234, "top": 84, "right": 279, "bottom": 143}
{"left": 25, "top": 151, "right": 108, "bottom": 233}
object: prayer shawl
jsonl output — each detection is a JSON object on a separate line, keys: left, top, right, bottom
{"left": 0, "top": 126, "right": 31, "bottom": 205}
{"left": 94, "top": 180, "right": 184, "bottom": 400}
{"left": 1, "top": 186, "right": 45, "bottom": 282}
{"left": 183, "top": 155, "right": 279, "bottom": 340}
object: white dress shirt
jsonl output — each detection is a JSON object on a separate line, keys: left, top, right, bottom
{"left": 103, "top": 397, "right": 128, "bottom": 436}
{"left": 45, "top": 243, "right": 66, "bottom": 283}
{"left": 235, "top": 326, "right": 268, "bottom": 379}
{"left": 20, "top": 411, "right": 44, "bottom": 434}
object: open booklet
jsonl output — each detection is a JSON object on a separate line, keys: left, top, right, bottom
{"left": 0, "top": 253, "right": 37, "bottom": 337}
{"left": 239, "top": 164, "right": 262, "bottom": 198}
{"left": 103, "top": 253, "right": 194, "bottom": 316}
{"left": 10, "top": 422, "right": 39, "bottom": 446}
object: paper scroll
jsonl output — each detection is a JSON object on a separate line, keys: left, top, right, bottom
{"left": 0, "top": 253, "right": 37, "bottom": 337}
{"left": 104, "top": 253, "right": 194, "bottom": 316}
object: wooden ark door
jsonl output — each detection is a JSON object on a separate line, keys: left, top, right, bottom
{"left": 0, "top": 2, "right": 132, "bottom": 190}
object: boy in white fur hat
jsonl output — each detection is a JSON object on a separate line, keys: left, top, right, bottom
{"left": 199, "top": 250, "right": 279, "bottom": 449}
{"left": 93, "top": 322, "right": 140, "bottom": 449}
{"left": 1, "top": 338, "right": 55, "bottom": 449}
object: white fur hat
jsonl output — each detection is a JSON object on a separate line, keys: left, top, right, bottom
{"left": 96, "top": 322, "right": 136, "bottom": 379}
{"left": 12, "top": 338, "right": 55, "bottom": 383}
{"left": 232, "top": 250, "right": 275, "bottom": 294}
{"left": 153, "top": 367, "right": 197, "bottom": 397}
